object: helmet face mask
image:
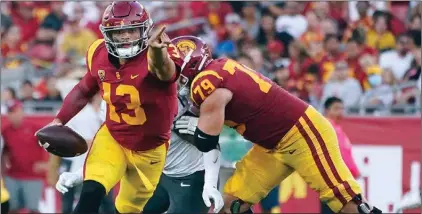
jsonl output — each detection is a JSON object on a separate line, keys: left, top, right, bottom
{"left": 100, "top": 1, "right": 153, "bottom": 59}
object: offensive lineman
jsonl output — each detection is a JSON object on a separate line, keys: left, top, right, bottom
{"left": 171, "top": 36, "right": 382, "bottom": 214}
{"left": 38, "top": 1, "right": 183, "bottom": 213}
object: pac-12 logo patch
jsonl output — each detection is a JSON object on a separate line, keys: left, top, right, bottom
{"left": 176, "top": 40, "right": 197, "bottom": 55}
{"left": 98, "top": 70, "right": 105, "bottom": 81}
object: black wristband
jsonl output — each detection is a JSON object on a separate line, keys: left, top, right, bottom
{"left": 193, "top": 128, "right": 220, "bottom": 152}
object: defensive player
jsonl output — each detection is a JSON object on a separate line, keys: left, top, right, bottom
{"left": 142, "top": 91, "right": 223, "bottom": 213}
{"left": 170, "top": 36, "right": 382, "bottom": 214}
{"left": 38, "top": 1, "right": 183, "bottom": 213}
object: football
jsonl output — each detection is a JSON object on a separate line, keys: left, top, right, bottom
{"left": 36, "top": 125, "right": 88, "bottom": 157}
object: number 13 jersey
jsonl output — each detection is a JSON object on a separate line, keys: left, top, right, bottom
{"left": 190, "top": 58, "right": 309, "bottom": 150}
{"left": 85, "top": 39, "right": 182, "bottom": 151}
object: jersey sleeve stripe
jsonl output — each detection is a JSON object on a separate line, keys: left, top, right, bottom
{"left": 87, "top": 39, "right": 104, "bottom": 72}
{"left": 189, "top": 70, "right": 224, "bottom": 106}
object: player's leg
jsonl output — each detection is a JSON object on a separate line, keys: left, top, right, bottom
{"left": 114, "top": 142, "right": 168, "bottom": 213}
{"left": 73, "top": 125, "right": 127, "bottom": 213}
{"left": 142, "top": 174, "right": 170, "bottom": 214}
{"left": 222, "top": 145, "right": 294, "bottom": 214}
{"left": 167, "top": 170, "right": 209, "bottom": 213}
{"left": 1, "top": 200, "right": 9, "bottom": 214}
{"left": 288, "top": 107, "right": 380, "bottom": 213}
{"left": 62, "top": 186, "right": 75, "bottom": 213}
{"left": 99, "top": 188, "right": 116, "bottom": 213}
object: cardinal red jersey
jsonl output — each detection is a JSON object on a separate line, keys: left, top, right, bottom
{"left": 85, "top": 39, "right": 182, "bottom": 151}
{"left": 190, "top": 58, "right": 308, "bottom": 149}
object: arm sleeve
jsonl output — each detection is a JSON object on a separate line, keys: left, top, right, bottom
{"left": 56, "top": 72, "right": 99, "bottom": 125}
{"left": 203, "top": 149, "right": 221, "bottom": 187}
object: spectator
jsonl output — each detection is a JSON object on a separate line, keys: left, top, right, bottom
{"left": 322, "top": 97, "right": 361, "bottom": 214}
{"left": 85, "top": 2, "right": 111, "bottom": 39}
{"left": 379, "top": 33, "right": 414, "bottom": 80}
{"left": 266, "top": 40, "right": 285, "bottom": 69}
{"left": 343, "top": 1, "right": 373, "bottom": 42}
{"left": 403, "top": 48, "right": 421, "bottom": 82}
{"left": 366, "top": 14, "right": 396, "bottom": 51}
{"left": 236, "top": 54, "right": 255, "bottom": 70}
{"left": 240, "top": 2, "right": 261, "bottom": 39}
{"left": 408, "top": 14, "right": 421, "bottom": 31}
{"left": 256, "top": 13, "right": 277, "bottom": 46}
{"left": 300, "top": 11, "right": 323, "bottom": 49}
{"left": 364, "top": 69, "right": 397, "bottom": 108}
{"left": 320, "top": 34, "right": 346, "bottom": 82}
{"left": 320, "top": 18, "right": 339, "bottom": 36}
{"left": 273, "top": 64, "right": 291, "bottom": 89}
{"left": 1, "top": 100, "right": 47, "bottom": 213}
{"left": 57, "top": 4, "right": 97, "bottom": 63}
{"left": 1, "top": 26, "right": 25, "bottom": 63}
{"left": 37, "top": 1, "right": 66, "bottom": 45}
{"left": 321, "top": 61, "right": 363, "bottom": 108}
{"left": 223, "top": 13, "right": 246, "bottom": 45}
{"left": 0, "top": 13, "right": 12, "bottom": 38}
{"left": 275, "top": 2, "right": 308, "bottom": 39}
{"left": 19, "top": 80, "right": 37, "bottom": 102}
{"left": 287, "top": 40, "right": 314, "bottom": 80}
{"left": 190, "top": 1, "right": 233, "bottom": 30}
{"left": 345, "top": 37, "right": 377, "bottom": 90}
{"left": 9, "top": 2, "right": 39, "bottom": 45}
{"left": 42, "top": 76, "right": 62, "bottom": 102}
{"left": 311, "top": 2, "right": 331, "bottom": 20}
{"left": 247, "top": 47, "right": 272, "bottom": 78}
{"left": 1, "top": 88, "right": 16, "bottom": 114}
{"left": 396, "top": 49, "right": 421, "bottom": 105}
{"left": 40, "top": 2, "right": 65, "bottom": 32}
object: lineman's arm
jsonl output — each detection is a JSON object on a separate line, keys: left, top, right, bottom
{"left": 194, "top": 88, "right": 232, "bottom": 152}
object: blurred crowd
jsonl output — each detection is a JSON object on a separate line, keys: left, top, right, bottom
{"left": 0, "top": 1, "right": 421, "bottom": 212}
{"left": 1, "top": 1, "right": 421, "bottom": 116}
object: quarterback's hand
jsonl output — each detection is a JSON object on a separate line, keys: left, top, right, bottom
{"left": 55, "top": 171, "right": 83, "bottom": 194}
{"left": 202, "top": 184, "right": 224, "bottom": 213}
{"left": 174, "top": 116, "right": 198, "bottom": 136}
{"left": 35, "top": 119, "right": 63, "bottom": 150}
{"left": 147, "top": 25, "right": 170, "bottom": 49}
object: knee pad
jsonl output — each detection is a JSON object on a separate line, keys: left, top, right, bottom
{"left": 230, "top": 199, "right": 253, "bottom": 214}
{"left": 352, "top": 194, "right": 382, "bottom": 214}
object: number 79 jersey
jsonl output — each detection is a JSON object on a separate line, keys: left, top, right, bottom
{"left": 190, "top": 58, "right": 309, "bottom": 149}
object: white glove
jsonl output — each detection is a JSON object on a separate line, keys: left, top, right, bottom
{"left": 55, "top": 170, "right": 83, "bottom": 194}
{"left": 174, "top": 116, "right": 198, "bottom": 136}
{"left": 202, "top": 184, "right": 224, "bottom": 213}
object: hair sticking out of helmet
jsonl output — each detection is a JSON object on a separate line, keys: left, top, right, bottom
{"left": 99, "top": 1, "right": 153, "bottom": 58}
{"left": 170, "top": 36, "right": 214, "bottom": 95}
